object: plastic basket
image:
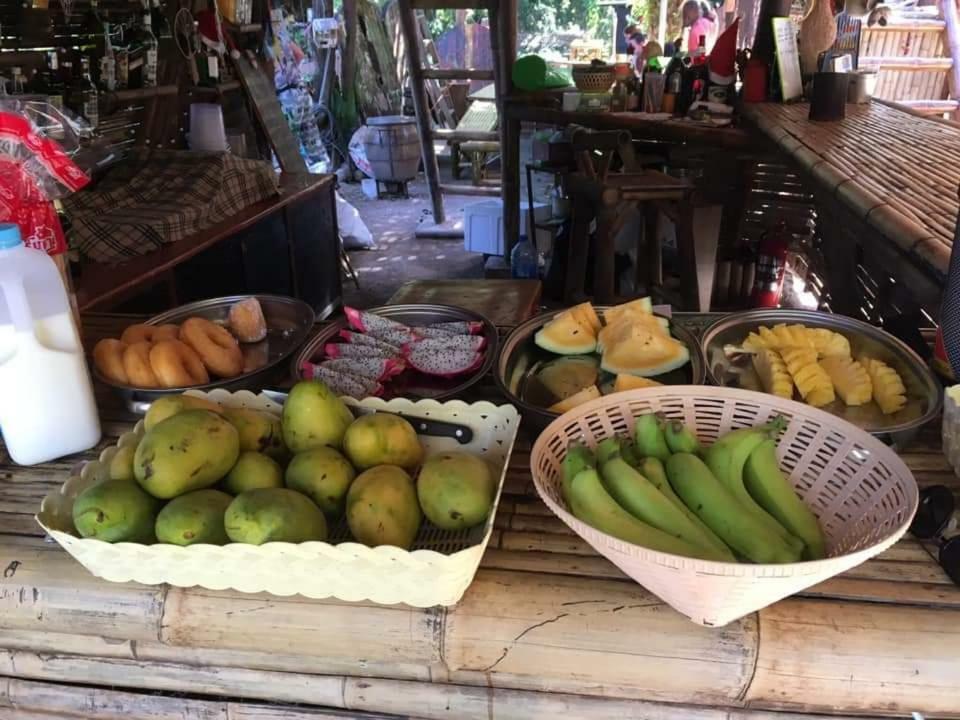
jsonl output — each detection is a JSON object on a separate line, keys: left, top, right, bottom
{"left": 530, "top": 386, "right": 919, "bottom": 626}
{"left": 38, "top": 390, "right": 520, "bottom": 607}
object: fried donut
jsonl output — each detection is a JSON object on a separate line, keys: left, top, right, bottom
{"left": 122, "top": 341, "right": 160, "bottom": 388}
{"left": 93, "top": 338, "right": 129, "bottom": 384}
{"left": 150, "top": 340, "right": 211, "bottom": 388}
{"left": 121, "top": 323, "right": 180, "bottom": 345}
{"left": 228, "top": 297, "right": 268, "bottom": 343}
{"left": 179, "top": 317, "right": 244, "bottom": 378}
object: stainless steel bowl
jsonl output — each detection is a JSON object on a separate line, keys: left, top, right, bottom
{"left": 97, "top": 295, "right": 315, "bottom": 412}
{"left": 292, "top": 303, "right": 497, "bottom": 400}
{"left": 701, "top": 309, "right": 941, "bottom": 447}
{"left": 495, "top": 308, "right": 707, "bottom": 431}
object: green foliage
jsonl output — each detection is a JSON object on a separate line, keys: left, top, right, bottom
{"left": 419, "top": 0, "right": 611, "bottom": 40}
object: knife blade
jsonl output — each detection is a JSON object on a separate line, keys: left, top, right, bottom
{"left": 259, "top": 389, "right": 474, "bottom": 444}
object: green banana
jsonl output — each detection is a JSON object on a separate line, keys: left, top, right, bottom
{"left": 634, "top": 413, "right": 670, "bottom": 461}
{"left": 703, "top": 426, "right": 805, "bottom": 556}
{"left": 596, "top": 451, "right": 734, "bottom": 561}
{"left": 564, "top": 468, "right": 707, "bottom": 558}
{"left": 665, "top": 453, "right": 801, "bottom": 564}
{"left": 561, "top": 443, "right": 597, "bottom": 507}
{"left": 620, "top": 440, "right": 643, "bottom": 469}
{"left": 745, "top": 438, "right": 827, "bottom": 560}
{"left": 664, "top": 420, "right": 702, "bottom": 454}
{"left": 638, "top": 456, "right": 734, "bottom": 560}
{"left": 596, "top": 437, "right": 623, "bottom": 466}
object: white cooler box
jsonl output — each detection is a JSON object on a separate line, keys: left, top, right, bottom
{"left": 464, "top": 199, "right": 552, "bottom": 256}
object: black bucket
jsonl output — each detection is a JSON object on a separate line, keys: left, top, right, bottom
{"left": 809, "top": 72, "right": 850, "bottom": 121}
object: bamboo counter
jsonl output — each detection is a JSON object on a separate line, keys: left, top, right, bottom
{"left": 0, "top": 314, "right": 958, "bottom": 719}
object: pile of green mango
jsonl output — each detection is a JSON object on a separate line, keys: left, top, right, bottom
{"left": 561, "top": 413, "right": 827, "bottom": 563}
{"left": 72, "top": 381, "right": 497, "bottom": 550}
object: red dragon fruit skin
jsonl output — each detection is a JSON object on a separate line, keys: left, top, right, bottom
{"left": 301, "top": 362, "right": 382, "bottom": 398}
{"left": 406, "top": 346, "right": 484, "bottom": 377}
{"left": 421, "top": 320, "right": 483, "bottom": 336}
{"left": 324, "top": 343, "right": 398, "bottom": 361}
{"left": 409, "top": 335, "right": 486, "bottom": 354}
{"left": 339, "top": 329, "right": 403, "bottom": 354}
{"left": 320, "top": 358, "right": 404, "bottom": 381}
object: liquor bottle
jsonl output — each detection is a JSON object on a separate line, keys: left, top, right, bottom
{"left": 141, "top": 10, "right": 159, "bottom": 86}
{"left": 100, "top": 24, "right": 117, "bottom": 91}
{"left": 79, "top": 57, "right": 99, "bottom": 129}
{"left": 151, "top": 0, "right": 173, "bottom": 39}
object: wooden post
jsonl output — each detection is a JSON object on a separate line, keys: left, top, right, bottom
{"left": 938, "top": 0, "right": 960, "bottom": 120}
{"left": 398, "top": 0, "right": 446, "bottom": 224}
{"left": 494, "top": 0, "right": 520, "bottom": 261}
{"left": 343, "top": 0, "right": 359, "bottom": 127}
{"left": 658, "top": 0, "right": 668, "bottom": 45}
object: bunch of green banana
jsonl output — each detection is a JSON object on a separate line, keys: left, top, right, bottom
{"left": 555, "top": 413, "right": 827, "bottom": 564}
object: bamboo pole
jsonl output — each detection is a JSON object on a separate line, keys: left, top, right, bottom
{"left": 937, "top": 0, "right": 960, "bottom": 119}
{"left": 397, "top": 0, "right": 445, "bottom": 224}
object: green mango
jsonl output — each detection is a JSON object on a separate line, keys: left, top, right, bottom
{"left": 346, "top": 465, "right": 421, "bottom": 549}
{"left": 417, "top": 452, "right": 495, "bottom": 530}
{"left": 72, "top": 479, "right": 159, "bottom": 543}
{"left": 155, "top": 489, "right": 233, "bottom": 546}
{"left": 144, "top": 394, "right": 222, "bottom": 431}
{"left": 281, "top": 380, "right": 354, "bottom": 454}
{"left": 134, "top": 410, "right": 240, "bottom": 499}
{"left": 343, "top": 413, "right": 422, "bottom": 470}
{"left": 285, "top": 447, "right": 356, "bottom": 516}
{"left": 108, "top": 445, "right": 137, "bottom": 482}
{"left": 224, "top": 488, "right": 328, "bottom": 545}
{"left": 223, "top": 408, "right": 287, "bottom": 459}
{"left": 223, "top": 451, "right": 284, "bottom": 494}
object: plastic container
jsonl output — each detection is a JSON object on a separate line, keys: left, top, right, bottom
{"left": 463, "top": 199, "right": 550, "bottom": 256}
{"left": 188, "top": 103, "right": 228, "bottom": 152}
{"left": 530, "top": 385, "right": 918, "bottom": 626}
{"left": 510, "top": 234, "right": 539, "bottom": 278}
{"left": 0, "top": 224, "right": 100, "bottom": 465}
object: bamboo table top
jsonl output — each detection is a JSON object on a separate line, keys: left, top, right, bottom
{"left": 742, "top": 101, "right": 959, "bottom": 279}
{"left": 1, "top": 313, "right": 959, "bottom": 719}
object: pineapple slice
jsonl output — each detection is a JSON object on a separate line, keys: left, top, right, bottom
{"left": 773, "top": 324, "right": 816, "bottom": 350}
{"left": 781, "top": 347, "right": 836, "bottom": 407}
{"left": 820, "top": 356, "right": 872, "bottom": 406}
{"left": 807, "top": 328, "right": 851, "bottom": 358}
{"left": 743, "top": 331, "right": 768, "bottom": 351}
{"left": 861, "top": 357, "right": 907, "bottom": 415}
{"left": 752, "top": 349, "right": 794, "bottom": 399}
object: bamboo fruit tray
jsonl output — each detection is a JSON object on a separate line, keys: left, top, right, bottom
{"left": 37, "top": 390, "right": 521, "bottom": 607}
{"left": 530, "top": 386, "right": 919, "bottom": 627}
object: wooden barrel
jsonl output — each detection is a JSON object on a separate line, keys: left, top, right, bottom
{"left": 362, "top": 115, "right": 420, "bottom": 182}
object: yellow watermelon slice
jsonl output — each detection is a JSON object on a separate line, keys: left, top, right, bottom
{"left": 600, "top": 324, "right": 690, "bottom": 377}
{"left": 566, "top": 302, "right": 602, "bottom": 333}
{"left": 612, "top": 374, "right": 663, "bottom": 392}
{"left": 603, "top": 297, "right": 654, "bottom": 326}
{"left": 548, "top": 385, "right": 601, "bottom": 413}
{"left": 534, "top": 312, "right": 597, "bottom": 355}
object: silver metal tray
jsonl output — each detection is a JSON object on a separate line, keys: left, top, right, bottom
{"left": 97, "top": 294, "right": 315, "bottom": 412}
{"left": 701, "top": 309, "right": 941, "bottom": 446}
{"left": 292, "top": 303, "right": 498, "bottom": 400}
{"left": 495, "top": 308, "right": 707, "bottom": 431}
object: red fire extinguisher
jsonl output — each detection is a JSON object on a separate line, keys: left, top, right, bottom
{"left": 752, "top": 221, "right": 790, "bottom": 308}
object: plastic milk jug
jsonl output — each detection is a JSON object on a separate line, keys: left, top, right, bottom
{"left": 0, "top": 224, "right": 101, "bottom": 464}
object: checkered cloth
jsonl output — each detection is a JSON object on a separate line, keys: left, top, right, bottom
{"left": 64, "top": 149, "right": 279, "bottom": 264}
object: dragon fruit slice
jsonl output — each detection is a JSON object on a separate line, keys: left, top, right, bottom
{"left": 421, "top": 320, "right": 483, "bottom": 336}
{"left": 320, "top": 358, "right": 405, "bottom": 381}
{"left": 344, "top": 307, "right": 420, "bottom": 344}
{"left": 406, "top": 345, "right": 484, "bottom": 377}
{"left": 409, "top": 335, "right": 486, "bottom": 354}
{"left": 301, "top": 363, "right": 382, "bottom": 398}
{"left": 324, "top": 343, "right": 398, "bottom": 361}
{"left": 339, "top": 330, "right": 403, "bottom": 354}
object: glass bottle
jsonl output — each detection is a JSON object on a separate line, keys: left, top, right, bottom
{"left": 79, "top": 57, "right": 99, "bottom": 129}
{"left": 142, "top": 11, "right": 159, "bottom": 87}
{"left": 100, "top": 24, "right": 117, "bottom": 91}
{"left": 510, "top": 234, "right": 539, "bottom": 279}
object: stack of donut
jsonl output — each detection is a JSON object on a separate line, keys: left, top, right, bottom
{"left": 93, "top": 318, "right": 246, "bottom": 389}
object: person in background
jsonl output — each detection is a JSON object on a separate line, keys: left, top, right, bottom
{"left": 682, "top": 0, "right": 714, "bottom": 54}
{"left": 625, "top": 27, "right": 648, "bottom": 75}
{"left": 699, "top": 2, "right": 719, "bottom": 50}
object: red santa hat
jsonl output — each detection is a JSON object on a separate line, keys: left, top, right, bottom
{"left": 708, "top": 17, "right": 739, "bottom": 85}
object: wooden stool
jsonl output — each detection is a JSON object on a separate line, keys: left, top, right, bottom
{"left": 563, "top": 128, "right": 690, "bottom": 304}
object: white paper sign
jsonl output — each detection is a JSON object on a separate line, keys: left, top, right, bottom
{"left": 772, "top": 17, "right": 803, "bottom": 102}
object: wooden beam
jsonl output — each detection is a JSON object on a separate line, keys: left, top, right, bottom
{"left": 493, "top": 0, "right": 521, "bottom": 261}
{"left": 858, "top": 56, "right": 954, "bottom": 70}
{"left": 343, "top": 0, "right": 359, "bottom": 125}
{"left": 398, "top": 0, "right": 445, "bottom": 224}
{"left": 896, "top": 99, "right": 960, "bottom": 114}
{"left": 432, "top": 128, "right": 500, "bottom": 141}
{"left": 438, "top": 183, "right": 501, "bottom": 196}
{"left": 422, "top": 68, "right": 495, "bottom": 80}
{"left": 863, "top": 19, "right": 945, "bottom": 31}
{"left": 938, "top": 0, "right": 960, "bottom": 121}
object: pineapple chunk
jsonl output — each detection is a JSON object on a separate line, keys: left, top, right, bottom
{"left": 861, "top": 357, "right": 907, "bottom": 415}
{"left": 773, "top": 324, "right": 816, "bottom": 350}
{"left": 743, "top": 331, "right": 768, "bottom": 351}
{"left": 820, "top": 356, "right": 872, "bottom": 406}
{"left": 781, "top": 347, "right": 836, "bottom": 407}
{"left": 752, "top": 349, "right": 794, "bottom": 399}
{"left": 808, "top": 328, "right": 851, "bottom": 358}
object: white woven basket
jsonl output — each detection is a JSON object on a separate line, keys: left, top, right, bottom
{"left": 38, "top": 390, "right": 520, "bottom": 607}
{"left": 530, "top": 386, "right": 919, "bottom": 627}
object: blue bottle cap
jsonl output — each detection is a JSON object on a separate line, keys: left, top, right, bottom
{"left": 0, "top": 224, "right": 23, "bottom": 250}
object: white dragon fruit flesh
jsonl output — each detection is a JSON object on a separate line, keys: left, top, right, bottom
{"left": 414, "top": 320, "right": 483, "bottom": 338}
{"left": 344, "top": 307, "right": 420, "bottom": 344}
{"left": 406, "top": 345, "right": 484, "bottom": 377}
{"left": 301, "top": 363, "right": 382, "bottom": 398}
{"left": 320, "top": 358, "right": 404, "bottom": 381}
{"left": 324, "top": 343, "right": 398, "bottom": 361}
{"left": 409, "top": 335, "right": 486, "bottom": 354}
{"left": 339, "top": 330, "right": 402, "bottom": 353}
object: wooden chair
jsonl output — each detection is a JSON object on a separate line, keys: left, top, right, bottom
{"left": 563, "top": 127, "right": 691, "bottom": 304}
{"left": 450, "top": 100, "right": 499, "bottom": 184}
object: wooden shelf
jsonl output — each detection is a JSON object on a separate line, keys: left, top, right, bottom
{"left": 190, "top": 80, "right": 242, "bottom": 96}
{"left": 109, "top": 85, "right": 178, "bottom": 102}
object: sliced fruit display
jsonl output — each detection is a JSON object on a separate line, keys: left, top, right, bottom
{"left": 820, "top": 356, "right": 872, "bottom": 406}
{"left": 566, "top": 302, "right": 602, "bottom": 333}
{"left": 612, "top": 374, "right": 662, "bottom": 392}
{"left": 536, "top": 356, "right": 601, "bottom": 402}
{"left": 743, "top": 324, "right": 850, "bottom": 359}
{"left": 596, "top": 311, "right": 668, "bottom": 353}
{"left": 406, "top": 345, "right": 484, "bottom": 377}
{"left": 752, "top": 348, "right": 794, "bottom": 399}
{"left": 600, "top": 323, "right": 690, "bottom": 377}
{"left": 548, "top": 385, "right": 601, "bottom": 413}
{"left": 861, "top": 357, "right": 907, "bottom": 414}
{"left": 602, "top": 297, "right": 653, "bottom": 326}
{"left": 535, "top": 311, "right": 598, "bottom": 355}
{"left": 780, "top": 348, "right": 835, "bottom": 407}
{"left": 807, "top": 327, "right": 851, "bottom": 358}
